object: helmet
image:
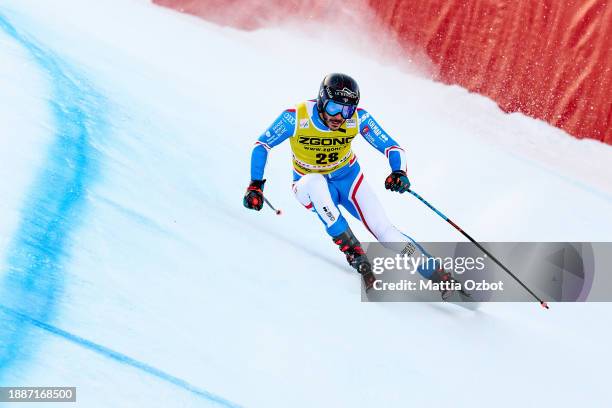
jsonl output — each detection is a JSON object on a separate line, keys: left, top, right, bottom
{"left": 317, "top": 73, "right": 360, "bottom": 119}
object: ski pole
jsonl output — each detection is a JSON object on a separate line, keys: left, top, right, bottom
{"left": 407, "top": 189, "right": 549, "bottom": 309}
{"left": 264, "top": 197, "right": 282, "bottom": 215}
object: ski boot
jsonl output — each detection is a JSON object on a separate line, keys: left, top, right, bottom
{"left": 332, "top": 228, "right": 376, "bottom": 291}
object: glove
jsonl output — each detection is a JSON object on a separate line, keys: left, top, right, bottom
{"left": 384, "top": 170, "right": 411, "bottom": 193}
{"left": 243, "top": 179, "right": 265, "bottom": 211}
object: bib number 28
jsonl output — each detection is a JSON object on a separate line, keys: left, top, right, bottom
{"left": 315, "top": 152, "right": 339, "bottom": 164}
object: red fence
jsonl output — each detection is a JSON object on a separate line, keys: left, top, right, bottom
{"left": 153, "top": 0, "right": 612, "bottom": 144}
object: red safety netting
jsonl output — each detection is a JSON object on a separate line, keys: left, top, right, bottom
{"left": 153, "top": 0, "right": 612, "bottom": 144}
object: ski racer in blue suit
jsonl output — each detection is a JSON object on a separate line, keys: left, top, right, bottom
{"left": 244, "top": 73, "right": 455, "bottom": 296}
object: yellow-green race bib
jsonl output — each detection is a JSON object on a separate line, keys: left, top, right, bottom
{"left": 289, "top": 101, "right": 359, "bottom": 174}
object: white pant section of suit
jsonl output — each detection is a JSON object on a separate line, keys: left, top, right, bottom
{"left": 293, "top": 172, "right": 415, "bottom": 255}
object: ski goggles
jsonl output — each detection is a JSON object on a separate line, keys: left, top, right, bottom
{"left": 323, "top": 100, "right": 357, "bottom": 119}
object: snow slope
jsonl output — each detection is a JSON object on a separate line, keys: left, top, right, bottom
{"left": 0, "top": 0, "right": 611, "bottom": 407}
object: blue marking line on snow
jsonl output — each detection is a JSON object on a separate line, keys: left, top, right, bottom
{"left": 0, "top": 305, "right": 242, "bottom": 408}
{"left": 0, "top": 15, "right": 240, "bottom": 407}
{"left": 0, "top": 12, "right": 106, "bottom": 376}
{"left": 95, "top": 195, "right": 175, "bottom": 237}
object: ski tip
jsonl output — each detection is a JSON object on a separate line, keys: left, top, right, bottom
{"left": 540, "top": 301, "right": 549, "bottom": 310}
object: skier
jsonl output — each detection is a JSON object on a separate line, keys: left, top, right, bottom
{"left": 243, "top": 73, "right": 456, "bottom": 296}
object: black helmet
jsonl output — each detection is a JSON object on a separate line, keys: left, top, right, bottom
{"left": 317, "top": 73, "right": 360, "bottom": 118}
